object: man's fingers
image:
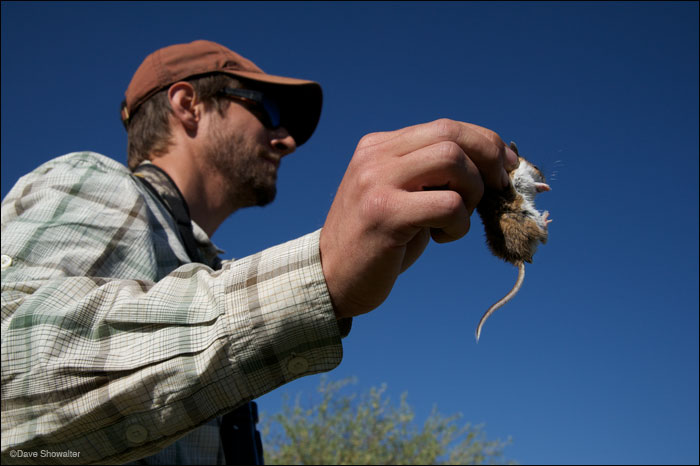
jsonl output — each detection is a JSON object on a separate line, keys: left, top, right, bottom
{"left": 390, "top": 190, "right": 471, "bottom": 243}
{"left": 390, "top": 140, "right": 485, "bottom": 212}
{"left": 362, "top": 119, "right": 512, "bottom": 189}
{"left": 465, "top": 124, "right": 520, "bottom": 172}
{"left": 320, "top": 119, "right": 518, "bottom": 319}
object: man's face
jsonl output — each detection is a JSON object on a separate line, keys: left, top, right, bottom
{"left": 200, "top": 90, "right": 296, "bottom": 208}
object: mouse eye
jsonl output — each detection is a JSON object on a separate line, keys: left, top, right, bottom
{"left": 531, "top": 165, "right": 546, "bottom": 180}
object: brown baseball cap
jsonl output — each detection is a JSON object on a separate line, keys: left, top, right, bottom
{"left": 121, "top": 40, "right": 322, "bottom": 146}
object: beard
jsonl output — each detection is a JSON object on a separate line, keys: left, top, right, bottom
{"left": 203, "top": 125, "right": 278, "bottom": 208}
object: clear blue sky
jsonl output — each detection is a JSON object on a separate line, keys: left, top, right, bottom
{"left": 2, "top": 2, "right": 698, "bottom": 464}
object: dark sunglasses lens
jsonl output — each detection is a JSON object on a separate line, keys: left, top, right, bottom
{"left": 262, "top": 97, "right": 281, "bottom": 129}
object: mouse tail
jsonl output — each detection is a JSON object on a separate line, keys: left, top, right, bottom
{"left": 475, "top": 262, "right": 526, "bottom": 343}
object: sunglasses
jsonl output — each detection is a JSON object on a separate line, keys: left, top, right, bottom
{"left": 217, "top": 87, "right": 282, "bottom": 129}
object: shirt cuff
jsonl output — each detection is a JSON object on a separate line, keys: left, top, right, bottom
{"left": 223, "top": 228, "right": 346, "bottom": 399}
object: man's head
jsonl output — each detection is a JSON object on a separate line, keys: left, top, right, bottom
{"left": 121, "top": 40, "right": 322, "bottom": 207}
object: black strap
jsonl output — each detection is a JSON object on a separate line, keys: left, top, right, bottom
{"left": 219, "top": 401, "right": 264, "bottom": 465}
{"left": 133, "top": 164, "right": 203, "bottom": 263}
{"left": 133, "top": 163, "right": 263, "bottom": 465}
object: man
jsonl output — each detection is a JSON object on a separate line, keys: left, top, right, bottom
{"left": 1, "top": 40, "right": 518, "bottom": 464}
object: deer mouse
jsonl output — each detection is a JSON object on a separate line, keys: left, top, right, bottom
{"left": 474, "top": 142, "right": 552, "bottom": 342}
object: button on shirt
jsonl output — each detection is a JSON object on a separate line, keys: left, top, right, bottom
{"left": 0, "top": 152, "right": 348, "bottom": 464}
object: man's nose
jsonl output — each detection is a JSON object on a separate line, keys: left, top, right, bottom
{"left": 270, "top": 127, "right": 297, "bottom": 156}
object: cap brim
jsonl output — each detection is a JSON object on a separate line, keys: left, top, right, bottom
{"left": 221, "top": 70, "right": 322, "bottom": 146}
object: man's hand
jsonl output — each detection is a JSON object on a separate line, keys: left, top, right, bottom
{"left": 320, "top": 119, "right": 520, "bottom": 319}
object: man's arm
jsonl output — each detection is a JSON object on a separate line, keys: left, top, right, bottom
{"left": 1, "top": 153, "right": 342, "bottom": 464}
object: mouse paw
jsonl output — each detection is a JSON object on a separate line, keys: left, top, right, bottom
{"left": 542, "top": 210, "right": 553, "bottom": 225}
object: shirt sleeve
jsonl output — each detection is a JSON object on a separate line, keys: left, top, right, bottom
{"left": 1, "top": 153, "right": 345, "bottom": 464}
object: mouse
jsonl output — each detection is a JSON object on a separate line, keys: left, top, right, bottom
{"left": 474, "top": 141, "right": 551, "bottom": 342}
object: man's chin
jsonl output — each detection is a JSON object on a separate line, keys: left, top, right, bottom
{"left": 253, "top": 185, "right": 276, "bottom": 206}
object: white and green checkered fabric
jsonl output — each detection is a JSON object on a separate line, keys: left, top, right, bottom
{"left": 1, "top": 152, "right": 345, "bottom": 464}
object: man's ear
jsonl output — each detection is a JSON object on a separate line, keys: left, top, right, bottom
{"left": 167, "top": 82, "right": 199, "bottom": 132}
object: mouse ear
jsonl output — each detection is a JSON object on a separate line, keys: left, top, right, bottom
{"left": 509, "top": 141, "right": 520, "bottom": 155}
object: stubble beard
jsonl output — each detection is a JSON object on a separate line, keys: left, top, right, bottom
{"left": 204, "top": 127, "right": 278, "bottom": 209}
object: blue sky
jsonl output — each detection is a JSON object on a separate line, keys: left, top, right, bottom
{"left": 2, "top": 2, "right": 698, "bottom": 464}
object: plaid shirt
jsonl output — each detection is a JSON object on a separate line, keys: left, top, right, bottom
{"left": 1, "top": 152, "right": 346, "bottom": 464}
